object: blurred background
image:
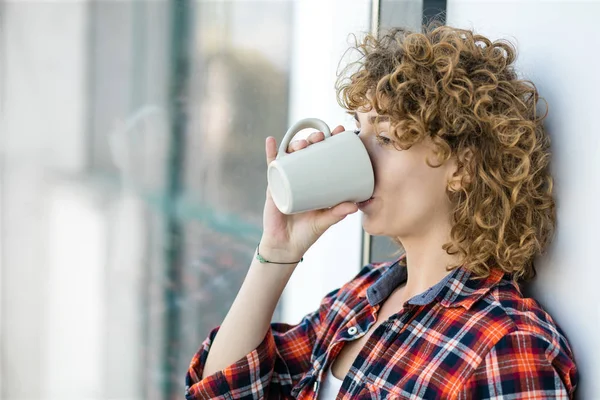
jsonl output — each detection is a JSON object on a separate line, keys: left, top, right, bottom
{"left": 0, "top": 1, "right": 598, "bottom": 399}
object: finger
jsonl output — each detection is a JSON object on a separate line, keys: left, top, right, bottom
{"left": 266, "top": 136, "right": 277, "bottom": 165}
{"left": 306, "top": 131, "right": 325, "bottom": 144}
{"left": 287, "top": 139, "right": 308, "bottom": 153}
{"left": 332, "top": 125, "right": 345, "bottom": 135}
{"left": 313, "top": 202, "right": 359, "bottom": 234}
{"left": 330, "top": 201, "right": 359, "bottom": 218}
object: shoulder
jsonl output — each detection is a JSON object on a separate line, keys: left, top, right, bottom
{"left": 476, "top": 280, "right": 572, "bottom": 350}
{"left": 447, "top": 279, "right": 578, "bottom": 395}
{"left": 466, "top": 282, "right": 578, "bottom": 394}
{"left": 435, "top": 271, "right": 576, "bottom": 366}
{"left": 464, "top": 279, "right": 577, "bottom": 382}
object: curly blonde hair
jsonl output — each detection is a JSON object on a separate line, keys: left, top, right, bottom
{"left": 336, "top": 24, "right": 556, "bottom": 282}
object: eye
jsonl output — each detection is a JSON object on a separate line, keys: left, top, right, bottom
{"left": 376, "top": 135, "right": 392, "bottom": 145}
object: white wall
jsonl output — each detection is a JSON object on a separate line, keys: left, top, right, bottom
{"left": 281, "top": 0, "right": 372, "bottom": 324}
{"left": 44, "top": 183, "right": 107, "bottom": 399}
{"left": 447, "top": 2, "right": 600, "bottom": 397}
{"left": 1, "top": 2, "right": 146, "bottom": 399}
{"left": 1, "top": 2, "right": 90, "bottom": 399}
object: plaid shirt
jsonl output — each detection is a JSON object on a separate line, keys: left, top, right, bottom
{"left": 186, "top": 257, "right": 578, "bottom": 399}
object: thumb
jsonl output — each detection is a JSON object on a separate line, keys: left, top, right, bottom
{"left": 313, "top": 202, "right": 359, "bottom": 233}
{"left": 265, "top": 136, "right": 278, "bottom": 166}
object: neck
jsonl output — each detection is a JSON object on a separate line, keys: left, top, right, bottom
{"left": 398, "top": 226, "right": 461, "bottom": 300}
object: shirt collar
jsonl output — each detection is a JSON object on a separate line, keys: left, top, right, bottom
{"left": 364, "top": 256, "right": 507, "bottom": 310}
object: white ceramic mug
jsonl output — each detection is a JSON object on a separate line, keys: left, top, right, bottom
{"left": 267, "top": 118, "right": 374, "bottom": 214}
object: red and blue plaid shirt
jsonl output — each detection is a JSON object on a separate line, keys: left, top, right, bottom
{"left": 186, "top": 257, "right": 578, "bottom": 399}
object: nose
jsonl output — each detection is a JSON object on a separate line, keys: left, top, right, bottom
{"left": 358, "top": 131, "right": 372, "bottom": 155}
{"left": 357, "top": 132, "right": 376, "bottom": 167}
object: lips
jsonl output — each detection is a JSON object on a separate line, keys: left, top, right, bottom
{"left": 356, "top": 196, "right": 374, "bottom": 207}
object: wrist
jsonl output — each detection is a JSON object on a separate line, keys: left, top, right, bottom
{"left": 256, "top": 241, "right": 304, "bottom": 265}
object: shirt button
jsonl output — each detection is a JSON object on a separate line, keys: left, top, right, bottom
{"left": 347, "top": 326, "right": 358, "bottom": 335}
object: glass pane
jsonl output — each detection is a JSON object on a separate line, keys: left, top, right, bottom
{"left": 370, "top": 235, "right": 404, "bottom": 264}
{"left": 2, "top": 0, "right": 358, "bottom": 398}
{"left": 380, "top": 0, "right": 423, "bottom": 31}
{"left": 174, "top": 0, "right": 294, "bottom": 396}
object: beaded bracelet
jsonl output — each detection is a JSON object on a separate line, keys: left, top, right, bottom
{"left": 255, "top": 242, "right": 303, "bottom": 264}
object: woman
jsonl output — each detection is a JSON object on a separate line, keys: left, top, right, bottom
{"left": 185, "top": 25, "right": 578, "bottom": 399}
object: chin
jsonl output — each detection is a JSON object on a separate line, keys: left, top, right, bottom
{"left": 360, "top": 216, "right": 385, "bottom": 237}
{"left": 361, "top": 214, "right": 406, "bottom": 238}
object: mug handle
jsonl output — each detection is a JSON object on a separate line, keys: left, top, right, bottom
{"left": 276, "top": 118, "right": 332, "bottom": 160}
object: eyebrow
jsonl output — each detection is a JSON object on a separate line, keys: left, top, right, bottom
{"left": 370, "top": 115, "right": 389, "bottom": 124}
{"left": 353, "top": 112, "right": 390, "bottom": 124}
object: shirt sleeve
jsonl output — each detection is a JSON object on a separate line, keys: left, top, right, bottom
{"left": 184, "top": 286, "right": 341, "bottom": 400}
{"left": 461, "top": 331, "right": 578, "bottom": 399}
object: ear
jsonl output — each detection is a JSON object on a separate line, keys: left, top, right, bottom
{"left": 447, "top": 148, "right": 473, "bottom": 192}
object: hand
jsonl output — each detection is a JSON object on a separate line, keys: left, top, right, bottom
{"left": 259, "top": 125, "right": 359, "bottom": 262}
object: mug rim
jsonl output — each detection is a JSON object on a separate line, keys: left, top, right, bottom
{"left": 267, "top": 161, "right": 294, "bottom": 214}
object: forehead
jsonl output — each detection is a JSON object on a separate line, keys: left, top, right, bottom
{"left": 354, "top": 110, "right": 390, "bottom": 124}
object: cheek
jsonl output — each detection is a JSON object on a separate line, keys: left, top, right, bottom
{"left": 377, "top": 157, "right": 447, "bottom": 205}
{"left": 374, "top": 155, "right": 414, "bottom": 192}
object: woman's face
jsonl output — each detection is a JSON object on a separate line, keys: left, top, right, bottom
{"left": 354, "top": 108, "right": 458, "bottom": 239}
